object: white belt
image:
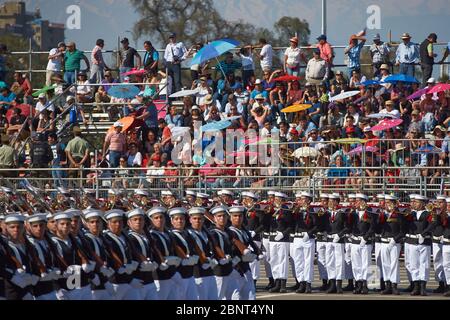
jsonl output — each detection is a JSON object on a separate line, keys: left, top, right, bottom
{"left": 406, "top": 234, "right": 430, "bottom": 239}
{"left": 294, "top": 232, "right": 308, "bottom": 237}
{"left": 351, "top": 235, "right": 363, "bottom": 241}
{"left": 443, "top": 238, "right": 450, "bottom": 244}
{"left": 381, "top": 237, "right": 394, "bottom": 243}
{"left": 433, "top": 236, "right": 442, "bottom": 241}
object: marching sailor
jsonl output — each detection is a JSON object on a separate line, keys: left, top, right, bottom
{"left": 268, "top": 192, "right": 293, "bottom": 294}
{"left": 316, "top": 193, "right": 330, "bottom": 291}
{"left": 432, "top": 195, "right": 447, "bottom": 293}
{"left": 379, "top": 195, "right": 404, "bottom": 295}
{"left": 441, "top": 197, "right": 450, "bottom": 297}
{"left": 187, "top": 207, "right": 219, "bottom": 300}
{"left": 351, "top": 194, "right": 376, "bottom": 295}
{"left": 343, "top": 194, "right": 356, "bottom": 292}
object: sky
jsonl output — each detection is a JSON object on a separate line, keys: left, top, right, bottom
{"left": 15, "top": 0, "right": 450, "bottom": 74}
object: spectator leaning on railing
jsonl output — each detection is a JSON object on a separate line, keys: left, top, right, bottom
{"left": 46, "top": 42, "right": 66, "bottom": 86}
{"left": 64, "top": 42, "right": 90, "bottom": 85}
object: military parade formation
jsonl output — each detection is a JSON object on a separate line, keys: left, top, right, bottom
{"left": 1, "top": 185, "right": 450, "bottom": 300}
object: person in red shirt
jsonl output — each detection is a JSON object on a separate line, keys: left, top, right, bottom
{"left": 10, "top": 72, "right": 32, "bottom": 104}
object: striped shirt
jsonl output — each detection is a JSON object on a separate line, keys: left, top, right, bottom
{"left": 105, "top": 132, "right": 127, "bottom": 153}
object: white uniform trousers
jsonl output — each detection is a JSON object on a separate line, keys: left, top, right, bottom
{"left": 249, "top": 241, "right": 262, "bottom": 280}
{"left": 269, "top": 241, "right": 290, "bottom": 279}
{"left": 176, "top": 276, "right": 199, "bottom": 300}
{"left": 380, "top": 243, "right": 401, "bottom": 284}
{"left": 374, "top": 242, "right": 382, "bottom": 276}
{"left": 290, "top": 237, "right": 315, "bottom": 283}
{"left": 195, "top": 276, "right": 219, "bottom": 300}
{"left": 140, "top": 282, "right": 158, "bottom": 300}
{"left": 442, "top": 245, "right": 450, "bottom": 286}
{"left": 35, "top": 290, "right": 58, "bottom": 300}
{"left": 404, "top": 243, "right": 412, "bottom": 282}
{"left": 154, "top": 273, "right": 182, "bottom": 300}
{"left": 325, "top": 242, "right": 345, "bottom": 280}
{"left": 230, "top": 269, "right": 255, "bottom": 300}
{"left": 344, "top": 242, "right": 354, "bottom": 280}
{"left": 351, "top": 243, "right": 373, "bottom": 281}
{"left": 316, "top": 241, "right": 328, "bottom": 280}
{"left": 432, "top": 242, "right": 445, "bottom": 282}
{"left": 215, "top": 273, "right": 240, "bottom": 300}
{"left": 262, "top": 237, "right": 273, "bottom": 278}
{"left": 409, "top": 244, "right": 431, "bottom": 281}
{"left": 65, "top": 284, "right": 93, "bottom": 300}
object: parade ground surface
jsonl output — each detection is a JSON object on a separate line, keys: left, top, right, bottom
{"left": 256, "top": 262, "right": 447, "bottom": 300}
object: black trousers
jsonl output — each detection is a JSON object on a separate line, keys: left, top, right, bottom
{"left": 421, "top": 63, "right": 433, "bottom": 87}
{"left": 167, "top": 62, "right": 182, "bottom": 92}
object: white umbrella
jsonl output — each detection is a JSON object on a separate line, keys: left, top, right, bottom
{"left": 292, "top": 147, "right": 319, "bottom": 158}
{"left": 367, "top": 113, "right": 396, "bottom": 119}
{"left": 223, "top": 115, "right": 242, "bottom": 122}
{"left": 329, "top": 90, "right": 360, "bottom": 102}
{"left": 169, "top": 88, "right": 199, "bottom": 98}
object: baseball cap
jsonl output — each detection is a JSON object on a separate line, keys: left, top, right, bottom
{"left": 255, "top": 79, "right": 262, "bottom": 85}
{"left": 169, "top": 33, "right": 176, "bottom": 38}
{"left": 120, "top": 37, "right": 129, "bottom": 43}
{"left": 113, "top": 121, "right": 123, "bottom": 128}
{"left": 317, "top": 34, "right": 327, "bottom": 41}
{"left": 38, "top": 93, "right": 46, "bottom": 99}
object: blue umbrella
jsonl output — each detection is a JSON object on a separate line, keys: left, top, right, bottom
{"left": 108, "top": 85, "right": 140, "bottom": 99}
{"left": 191, "top": 39, "right": 240, "bottom": 66}
{"left": 382, "top": 74, "right": 420, "bottom": 84}
{"left": 358, "top": 80, "right": 381, "bottom": 87}
{"left": 0, "top": 81, "right": 7, "bottom": 89}
{"left": 413, "top": 145, "right": 442, "bottom": 154}
{"left": 201, "top": 120, "right": 232, "bottom": 132}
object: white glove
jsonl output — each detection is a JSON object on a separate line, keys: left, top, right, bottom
{"left": 100, "top": 266, "right": 115, "bottom": 278}
{"left": 303, "top": 233, "right": 310, "bottom": 242}
{"left": 209, "top": 258, "right": 219, "bottom": 269}
{"left": 81, "top": 263, "right": 90, "bottom": 273}
{"left": 129, "top": 278, "right": 144, "bottom": 289}
{"left": 333, "top": 234, "right": 340, "bottom": 243}
{"left": 274, "top": 231, "right": 284, "bottom": 241}
{"left": 360, "top": 238, "right": 367, "bottom": 247}
{"left": 117, "top": 266, "right": 127, "bottom": 275}
{"left": 11, "top": 273, "right": 28, "bottom": 288}
{"left": 201, "top": 263, "right": 211, "bottom": 270}
{"left": 231, "top": 256, "right": 241, "bottom": 266}
{"left": 159, "top": 262, "right": 169, "bottom": 271}
{"left": 258, "top": 252, "right": 267, "bottom": 261}
{"left": 243, "top": 248, "right": 251, "bottom": 256}
{"left": 418, "top": 234, "right": 425, "bottom": 245}
{"left": 91, "top": 274, "right": 101, "bottom": 286}
{"left": 250, "top": 231, "right": 256, "bottom": 238}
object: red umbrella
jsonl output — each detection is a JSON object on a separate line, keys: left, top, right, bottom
{"left": 427, "top": 83, "right": 450, "bottom": 94}
{"left": 6, "top": 104, "right": 34, "bottom": 123}
{"left": 271, "top": 75, "right": 301, "bottom": 83}
{"left": 371, "top": 119, "right": 403, "bottom": 132}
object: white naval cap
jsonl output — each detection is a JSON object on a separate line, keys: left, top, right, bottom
{"left": 161, "top": 190, "right": 174, "bottom": 196}
{"left": 377, "top": 194, "right": 386, "bottom": 200}
{"left": 84, "top": 188, "right": 96, "bottom": 195}
{"left": 127, "top": 208, "right": 145, "bottom": 219}
{"left": 274, "top": 192, "right": 288, "bottom": 199}
{"left": 104, "top": 209, "right": 125, "bottom": 220}
{"left": 348, "top": 194, "right": 356, "bottom": 199}
{"left": 188, "top": 207, "right": 206, "bottom": 216}
{"left": 54, "top": 211, "right": 73, "bottom": 221}
{"left": 64, "top": 209, "right": 82, "bottom": 217}
{"left": 26, "top": 213, "right": 47, "bottom": 224}
{"left": 185, "top": 190, "right": 197, "bottom": 197}
{"left": 196, "top": 193, "right": 210, "bottom": 199}
{"left": 210, "top": 205, "right": 229, "bottom": 215}
{"left": 168, "top": 207, "right": 187, "bottom": 217}
{"left": 135, "top": 189, "right": 149, "bottom": 197}
{"left": 446, "top": 198, "right": 450, "bottom": 204}
{"left": 46, "top": 213, "right": 54, "bottom": 220}
{"left": 320, "top": 193, "right": 329, "bottom": 199}
{"left": 328, "top": 193, "right": 340, "bottom": 200}
{"left": 355, "top": 193, "right": 368, "bottom": 201}
{"left": 300, "top": 191, "right": 313, "bottom": 198}
{"left": 242, "top": 191, "right": 258, "bottom": 199}
{"left": 0, "top": 213, "right": 5, "bottom": 221}
{"left": 436, "top": 195, "right": 447, "bottom": 201}
{"left": 147, "top": 206, "right": 167, "bottom": 217}
{"left": 384, "top": 195, "right": 398, "bottom": 201}
{"left": 5, "top": 213, "right": 25, "bottom": 224}
{"left": 409, "top": 194, "right": 420, "bottom": 200}
{"left": 108, "top": 189, "right": 123, "bottom": 195}
{"left": 267, "top": 191, "right": 275, "bottom": 196}
{"left": 84, "top": 209, "right": 104, "bottom": 220}
{"left": 415, "top": 195, "right": 428, "bottom": 202}
{"left": 218, "top": 190, "right": 234, "bottom": 197}
{"left": 228, "top": 206, "right": 245, "bottom": 215}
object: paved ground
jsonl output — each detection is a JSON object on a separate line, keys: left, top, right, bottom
{"left": 255, "top": 261, "right": 449, "bottom": 300}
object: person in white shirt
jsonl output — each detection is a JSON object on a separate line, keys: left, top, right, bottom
{"left": 236, "top": 46, "right": 255, "bottom": 87}
{"left": 195, "top": 76, "right": 213, "bottom": 106}
{"left": 35, "top": 93, "right": 55, "bottom": 115}
{"left": 380, "top": 100, "right": 401, "bottom": 118}
{"left": 164, "top": 33, "right": 187, "bottom": 92}
{"left": 284, "top": 37, "right": 307, "bottom": 77}
{"left": 306, "top": 49, "right": 328, "bottom": 93}
{"left": 258, "top": 38, "right": 273, "bottom": 72}
{"left": 46, "top": 42, "right": 66, "bottom": 86}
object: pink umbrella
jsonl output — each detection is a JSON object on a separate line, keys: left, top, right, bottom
{"left": 428, "top": 83, "right": 450, "bottom": 94}
{"left": 229, "top": 151, "right": 259, "bottom": 157}
{"left": 348, "top": 145, "right": 379, "bottom": 155}
{"left": 121, "top": 68, "right": 147, "bottom": 76}
{"left": 406, "top": 87, "right": 429, "bottom": 100}
{"left": 371, "top": 118, "right": 403, "bottom": 132}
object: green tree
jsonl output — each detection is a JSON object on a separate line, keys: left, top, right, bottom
{"left": 274, "top": 16, "right": 310, "bottom": 46}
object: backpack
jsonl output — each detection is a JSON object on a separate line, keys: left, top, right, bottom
{"left": 69, "top": 106, "right": 78, "bottom": 124}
